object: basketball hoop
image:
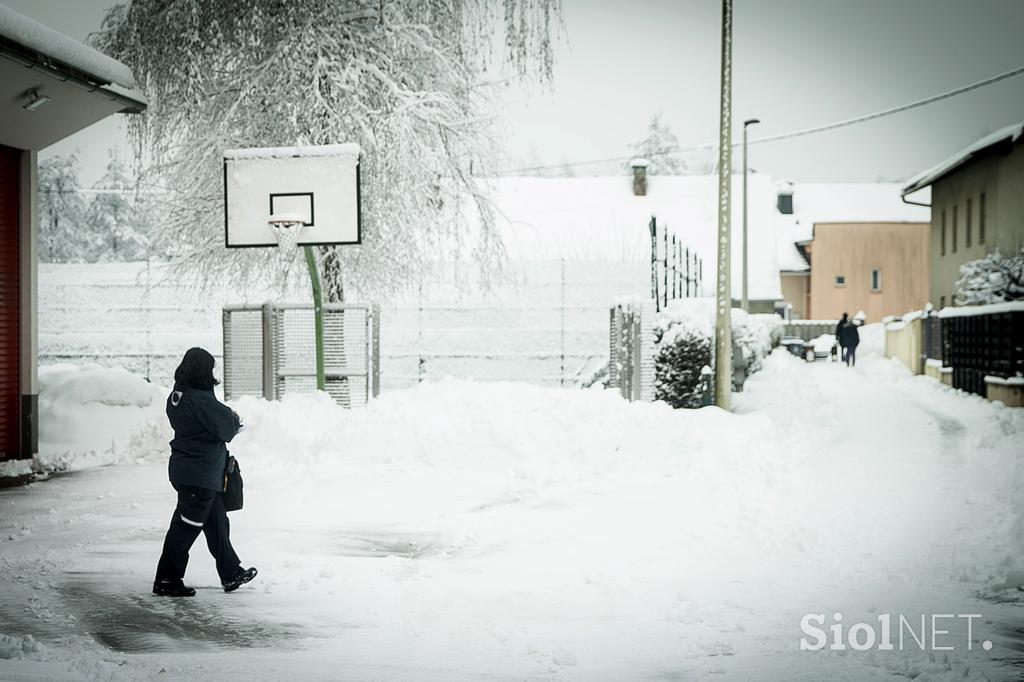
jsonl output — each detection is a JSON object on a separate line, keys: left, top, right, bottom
{"left": 268, "top": 213, "right": 308, "bottom": 251}
{"left": 224, "top": 144, "right": 363, "bottom": 394}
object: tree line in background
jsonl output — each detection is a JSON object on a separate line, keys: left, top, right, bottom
{"left": 517, "top": 114, "right": 690, "bottom": 178}
{"left": 38, "top": 150, "right": 158, "bottom": 263}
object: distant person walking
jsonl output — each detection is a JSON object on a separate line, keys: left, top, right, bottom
{"left": 838, "top": 315, "right": 861, "bottom": 367}
{"left": 153, "top": 347, "right": 257, "bottom": 597}
{"left": 835, "top": 313, "right": 850, "bottom": 363}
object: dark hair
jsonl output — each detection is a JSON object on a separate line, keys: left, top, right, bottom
{"left": 841, "top": 312, "right": 849, "bottom": 320}
{"left": 174, "top": 347, "right": 219, "bottom": 391}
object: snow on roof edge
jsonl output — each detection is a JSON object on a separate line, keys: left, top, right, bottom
{"left": 224, "top": 144, "right": 361, "bottom": 160}
{"left": 902, "top": 120, "right": 1024, "bottom": 195}
{"left": 0, "top": 3, "right": 138, "bottom": 90}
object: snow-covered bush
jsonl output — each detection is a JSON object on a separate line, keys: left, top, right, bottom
{"left": 954, "top": 248, "right": 1024, "bottom": 306}
{"left": 653, "top": 315, "right": 712, "bottom": 409}
{"left": 652, "top": 300, "right": 782, "bottom": 408}
{"left": 733, "top": 312, "right": 784, "bottom": 375}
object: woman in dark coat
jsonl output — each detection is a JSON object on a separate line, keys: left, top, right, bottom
{"left": 835, "top": 313, "right": 849, "bottom": 362}
{"left": 153, "top": 347, "right": 257, "bottom": 597}
{"left": 839, "top": 317, "right": 861, "bottom": 367}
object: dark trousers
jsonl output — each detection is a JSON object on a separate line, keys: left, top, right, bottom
{"left": 155, "top": 483, "right": 241, "bottom": 585}
{"left": 846, "top": 344, "right": 858, "bottom": 367}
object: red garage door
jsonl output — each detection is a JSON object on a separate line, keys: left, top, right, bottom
{"left": 0, "top": 145, "right": 19, "bottom": 461}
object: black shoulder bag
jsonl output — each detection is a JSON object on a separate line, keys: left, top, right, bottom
{"left": 223, "top": 454, "right": 244, "bottom": 512}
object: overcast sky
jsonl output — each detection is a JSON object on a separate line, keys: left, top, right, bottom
{"left": 6, "top": 0, "right": 1024, "bottom": 186}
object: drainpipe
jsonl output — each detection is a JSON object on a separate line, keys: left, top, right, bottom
{"left": 900, "top": 190, "right": 931, "bottom": 209}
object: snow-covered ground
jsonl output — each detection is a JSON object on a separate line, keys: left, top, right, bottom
{"left": 2, "top": 348, "right": 1024, "bottom": 680}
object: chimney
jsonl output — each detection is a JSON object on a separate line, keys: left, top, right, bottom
{"left": 630, "top": 158, "right": 649, "bottom": 196}
{"left": 776, "top": 180, "right": 794, "bottom": 214}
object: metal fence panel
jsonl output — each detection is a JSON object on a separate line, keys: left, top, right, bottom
{"left": 943, "top": 309, "right": 1023, "bottom": 396}
{"left": 223, "top": 303, "right": 378, "bottom": 408}
{"left": 608, "top": 300, "right": 656, "bottom": 402}
{"left": 222, "top": 306, "right": 264, "bottom": 399}
{"left": 922, "top": 313, "right": 943, "bottom": 364}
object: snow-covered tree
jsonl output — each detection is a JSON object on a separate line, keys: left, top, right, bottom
{"left": 628, "top": 115, "right": 685, "bottom": 176}
{"left": 94, "top": 0, "right": 561, "bottom": 300}
{"left": 38, "top": 154, "right": 88, "bottom": 262}
{"left": 86, "top": 151, "right": 150, "bottom": 262}
{"left": 953, "top": 248, "right": 1024, "bottom": 306}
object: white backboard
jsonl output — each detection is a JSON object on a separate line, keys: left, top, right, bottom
{"left": 224, "top": 144, "right": 361, "bottom": 248}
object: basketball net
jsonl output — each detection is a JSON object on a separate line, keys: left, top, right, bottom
{"left": 268, "top": 220, "right": 306, "bottom": 281}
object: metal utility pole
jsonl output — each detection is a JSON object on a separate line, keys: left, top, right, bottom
{"left": 713, "top": 0, "right": 733, "bottom": 410}
{"left": 741, "top": 117, "right": 760, "bottom": 312}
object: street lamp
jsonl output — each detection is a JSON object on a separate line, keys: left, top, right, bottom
{"left": 741, "top": 118, "right": 760, "bottom": 312}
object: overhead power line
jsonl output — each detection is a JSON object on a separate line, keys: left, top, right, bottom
{"left": 497, "top": 63, "right": 1024, "bottom": 175}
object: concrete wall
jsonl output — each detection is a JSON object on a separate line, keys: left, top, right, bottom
{"left": 884, "top": 317, "right": 923, "bottom": 375}
{"left": 929, "top": 140, "right": 1024, "bottom": 308}
{"left": 924, "top": 361, "right": 953, "bottom": 386}
{"left": 779, "top": 272, "right": 809, "bottom": 319}
{"left": 808, "top": 222, "right": 930, "bottom": 323}
{"left": 986, "top": 379, "right": 1024, "bottom": 408}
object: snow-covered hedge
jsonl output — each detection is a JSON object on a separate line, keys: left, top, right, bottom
{"left": 652, "top": 299, "right": 782, "bottom": 408}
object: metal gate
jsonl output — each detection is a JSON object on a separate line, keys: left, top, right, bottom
{"left": 608, "top": 300, "right": 656, "bottom": 401}
{"left": 0, "top": 146, "right": 20, "bottom": 460}
{"left": 223, "top": 303, "right": 380, "bottom": 407}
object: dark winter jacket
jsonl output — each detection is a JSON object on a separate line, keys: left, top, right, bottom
{"left": 838, "top": 320, "right": 861, "bottom": 348}
{"left": 835, "top": 320, "right": 846, "bottom": 347}
{"left": 166, "top": 389, "right": 241, "bottom": 492}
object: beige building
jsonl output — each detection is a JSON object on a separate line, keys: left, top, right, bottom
{"left": 902, "top": 121, "right": 1024, "bottom": 309}
{"left": 802, "top": 222, "right": 930, "bottom": 323}
{"left": 775, "top": 183, "right": 931, "bottom": 320}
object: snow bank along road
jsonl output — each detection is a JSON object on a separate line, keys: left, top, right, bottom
{"left": 2, "top": 350, "right": 1024, "bottom": 680}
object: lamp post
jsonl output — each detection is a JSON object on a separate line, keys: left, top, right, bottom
{"left": 741, "top": 118, "right": 760, "bottom": 312}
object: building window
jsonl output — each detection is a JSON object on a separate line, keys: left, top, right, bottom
{"left": 966, "top": 197, "right": 972, "bottom": 246}
{"left": 952, "top": 204, "right": 958, "bottom": 253}
{"left": 835, "top": 275, "right": 846, "bottom": 287}
{"left": 870, "top": 268, "right": 882, "bottom": 292}
{"left": 979, "top": 192, "right": 986, "bottom": 243}
{"left": 940, "top": 209, "right": 946, "bottom": 255}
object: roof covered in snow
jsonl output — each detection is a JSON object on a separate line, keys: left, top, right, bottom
{"left": 902, "top": 120, "right": 1024, "bottom": 196}
{"left": 775, "top": 182, "right": 931, "bottom": 272}
{"left": 0, "top": 3, "right": 138, "bottom": 90}
{"left": 487, "top": 174, "right": 783, "bottom": 300}
{"left": 484, "top": 174, "right": 928, "bottom": 301}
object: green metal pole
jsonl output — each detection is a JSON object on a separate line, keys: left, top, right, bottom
{"left": 303, "top": 245, "right": 326, "bottom": 391}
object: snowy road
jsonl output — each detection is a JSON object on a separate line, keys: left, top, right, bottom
{"left": 2, "top": 349, "right": 1024, "bottom": 680}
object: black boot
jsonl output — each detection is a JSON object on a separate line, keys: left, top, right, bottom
{"left": 222, "top": 566, "right": 258, "bottom": 593}
{"left": 153, "top": 579, "right": 197, "bottom": 597}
